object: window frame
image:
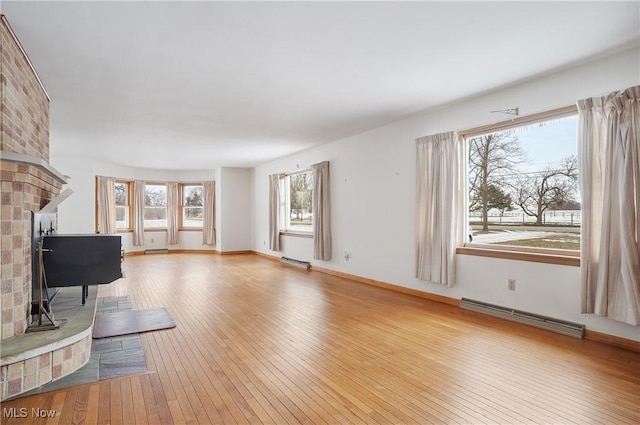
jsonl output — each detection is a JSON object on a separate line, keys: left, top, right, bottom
{"left": 179, "top": 183, "right": 204, "bottom": 231}
{"left": 279, "top": 169, "right": 314, "bottom": 237}
{"left": 143, "top": 182, "right": 168, "bottom": 230}
{"left": 457, "top": 105, "right": 580, "bottom": 267}
{"left": 114, "top": 179, "right": 133, "bottom": 232}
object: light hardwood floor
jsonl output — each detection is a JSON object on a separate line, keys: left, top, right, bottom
{"left": 3, "top": 253, "right": 639, "bottom": 424}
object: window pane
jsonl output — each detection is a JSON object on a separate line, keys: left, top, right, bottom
{"left": 145, "top": 185, "right": 166, "bottom": 207}
{"left": 115, "top": 182, "right": 128, "bottom": 206}
{"left": 181, "top": 185, "right": 203, "bottom": 228}
{"left": 145, "top": 184, "right": 167, "bottom": 228}
{"left": 183, "top": 207, "right": 203, "bottom": 227}
{"left": 116, "top": 206, "right": 129, "bottom": 229}
{"left": 114, "top": 182, "right": 130, "bottom": 229}
{"left": 144, "top": 207, "right": 167, "bottom": 228}
{"left": 468, "top": 115, "right": 580, "bottom": 250}
{"left": 288, "top": 172, "right": 313, "bottom": 232}
{"left": 183, "top": 185, "right": 203, "bottom": 206}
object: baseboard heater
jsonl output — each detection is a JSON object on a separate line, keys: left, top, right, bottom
{"left": 145, "top": 249, "right": 169, "bottom": 255}
{"left": 281, "top": 257, "right": 310, "bottom": 270}
{"left": 460, "top": 298, "right": 585, "bottom": 339}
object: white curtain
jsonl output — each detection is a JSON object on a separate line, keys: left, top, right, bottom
{"left": 133, "top": 180, "right": 145, "bottom": 246}
{"left": 578, "top": 85, "right": 640, "bottom": 326}
{"left": 268, "top": 174, "right": 281, "bottom": 251}
{"left": 311, "top": 161, "right": 331, "bottom": 260}
{"left": 167, "top": 182, "right": 179, "bottom": 245}
{"left": 202, "top": 181, "right": 216, "bottom": 246}
{"left": 96, "top": 176, "right": 116, "bottom": 234}
{"left": 416, "top": 131, "right": 465, "bottom": 286}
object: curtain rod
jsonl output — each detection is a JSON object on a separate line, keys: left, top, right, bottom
{"left": 459, "top": 104, "right": 578, "bottom": 139}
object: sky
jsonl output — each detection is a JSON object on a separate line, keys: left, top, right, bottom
{"left": 510, "top": 115, "right": 578, "bottom": 174}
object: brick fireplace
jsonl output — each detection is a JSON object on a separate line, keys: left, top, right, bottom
{"left": 1, "top": 162, "right": 64, "bottom": 338}
{"left": 1, "top": 15, "right": 95, "bottom": 401}
{"left": 1, "top": 14, "right": 65, "bottom": 340}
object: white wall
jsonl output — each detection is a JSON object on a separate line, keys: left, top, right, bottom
{"left": 215, "top": 167, "right": 222, "bottom": 248}
{"left": 252, "top": 47, "right": 640, "bottom": 340}
{"left": 52, "top": 157, "right": 96, "bottom": 234}
{"left": 219, "top": 167, "right": 253, "bottom": 252}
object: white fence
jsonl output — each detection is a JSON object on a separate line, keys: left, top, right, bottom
{"left": 469, "top": 210, "right": 581, "bottom": 226}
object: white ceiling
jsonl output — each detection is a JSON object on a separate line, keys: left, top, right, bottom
{"left": 3, "top": 1, "right": 639, "bottom": 170}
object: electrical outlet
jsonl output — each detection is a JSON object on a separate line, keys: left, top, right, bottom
{"left": 508, "top": 279, "right": 516, "bottom": 291}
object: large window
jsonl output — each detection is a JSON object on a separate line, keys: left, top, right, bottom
{"left": 282, "top": 171, "right": 313, "bottom": 233}
{"left": 181, "top": 184, "right": 203, "bottom": 228}
{"left": 144, "top": 184, "right": 167, "bottom": 228}
{"left": 114, "top": 181, "right": 131, "bottom": 230}
{"left": 465, "top": 109, "right": 579, "bottom": 252}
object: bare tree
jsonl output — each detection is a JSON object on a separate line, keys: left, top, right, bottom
{"left": 184, "top": 186, "right": 203, "bottom": 206}
{"left": 184, "top": 186, "right": 203, "bottom": 219}
{"left": 145, "top": 186, "right": 167, "bottom": 220}
{"left": 145, "top": 187, "right": 166, "bottom": 207}
{"left": 114, "top": 183, "right": 127, "bottom": 206}
{"left": 515, "top": 155, "right": 578, "bottom": 225}
{"left": 468, "top": 133, "right": 525, "bottom": 231}
{"left": 289, "top": 173, "right": 312, "bottom": 221}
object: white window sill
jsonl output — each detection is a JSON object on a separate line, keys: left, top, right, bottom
{"left": 280, "top": 231, "right": 313, "bottom": 239}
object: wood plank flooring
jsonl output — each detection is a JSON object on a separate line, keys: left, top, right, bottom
{"left": 2, "top": 253, "right": 639, "bottom": 424}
